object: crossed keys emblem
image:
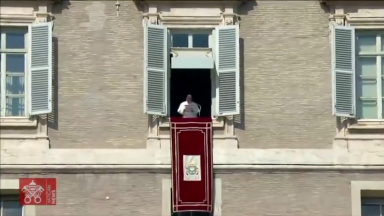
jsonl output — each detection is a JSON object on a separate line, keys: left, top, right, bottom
{"left": 21, "top": 180, "right": 44, "bottom": 204}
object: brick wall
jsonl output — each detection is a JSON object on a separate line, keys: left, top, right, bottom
{"left": 48, "top": 1, "right": 335, "bottom": 149}
{"left": 2, "top": 171, "right": 383, "bottom": 216}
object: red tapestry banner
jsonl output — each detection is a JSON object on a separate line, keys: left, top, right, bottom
{"left": 170, "top": 117, "right": 213, "bottom": 213}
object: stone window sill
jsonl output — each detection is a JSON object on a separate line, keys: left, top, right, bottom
{"left": 347, "top": 120, "right": 384, "bottom": 133}
{"left": 0, "top": 117, "right": 37, "bottom": 127}
{"left": 159, "top": 117, "right": 224, "bottom": 128}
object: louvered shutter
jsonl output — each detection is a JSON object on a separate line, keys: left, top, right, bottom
{"left": 28, "top": 22, "right": 53, "bottom": 115}
{"left": 332, "top": 25, "right": 356, "bottom": 117}
{"left": 144, "top": 24, "right": 169, "bottom": 116}
{"left": 215, "top": 25, "right": 240, "bottom": 116}
{"left": 48, "top": 37, "right": 56, "bottom": 125}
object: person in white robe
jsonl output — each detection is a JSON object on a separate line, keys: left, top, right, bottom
{"left": 177, "top": 94, "right": 200, "bottom": 118}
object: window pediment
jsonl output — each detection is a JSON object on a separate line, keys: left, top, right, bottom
{"left": 0, "top": 1, "right": 54, "bottom": 24}
{"left": 140, "top": 0, "right": 240, "bottom": 26}
{"left": 328, "top": 2, "right": 384, "bottom": 27}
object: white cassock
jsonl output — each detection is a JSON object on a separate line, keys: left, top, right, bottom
{"left": 177, "top": 101, "right": 200, "bottom": 118}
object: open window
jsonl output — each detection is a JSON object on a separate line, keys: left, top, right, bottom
{"left": 144, "top": 24, "right": 240, "bottom": 118}
{"left": 0, "top": 22, "right": 52, "bottom": 118}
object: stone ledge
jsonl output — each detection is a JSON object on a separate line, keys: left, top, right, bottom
{"left": 2, "top": 148, "right": 384, "bottom": 166}
{"left": 0, "top": 179, "right": 19, "bottom": 190}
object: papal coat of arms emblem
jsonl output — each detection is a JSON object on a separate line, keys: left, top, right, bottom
{"left": 183, "top": 155, "right": 201, "bottom": 181}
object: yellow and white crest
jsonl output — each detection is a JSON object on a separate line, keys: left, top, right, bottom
{"left": 183, "top": 155, "right": 201, "bottom": 181}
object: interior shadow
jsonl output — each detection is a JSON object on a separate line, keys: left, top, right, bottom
{"left": 234, "top": 38, "right": 245, "bottom": 130}
{"left": 170, "top": 69, "right": 211, "bottom": 118}
{"left": 48, "top": 37, "right": 59, "bottom": 130}
{"left": 236, "top": 0, "right": 257, "bottom": 16}
{"left": 51, "top": 0, "right": 71, "bottom": 14}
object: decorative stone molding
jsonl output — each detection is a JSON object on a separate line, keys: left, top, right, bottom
{"left": 143, "top": 12, "right": 159, "bottom": 25}
{"left": 159, "top": 15, "right": 223, "bottom": 27}
{"left": 329, "top": 14, "right": 345, "bottom": 25}
{"left": 346, "top": 16, "right": 384, "bottom": 28}
{"left": 0, "top": 1, "right": 54, "bottom": 24}
{"left": 5, "top": 148, "right": 384, "bottom": 169}
{"left": 222, "top": 13, "right": 239, "bottom": 26}
{"left": 140, "top": 1, "right": 242, "bottom": 27}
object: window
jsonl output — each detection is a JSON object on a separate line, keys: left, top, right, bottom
{"left": 0, "top": 28, "right": 28, "bottom": 116}
{"left": 0, "top": 196, "right": 23, "bottom": 216}
{"left": 332, "top": 26, "right": 384, "bottom": 119}
{"left": 144, "top": 25, "right": 240, "bottom": 117}
{"left": 0, "top": 22, "right": 53, "bottom": 119}
{"left": 362, "top": 198, "right": 384, "bottom": 216}
{"left": 171, "top": 31, "right": 210, "bottom": 48}
{"left": 355, "top": 31, "right": 384, "bottom": 119}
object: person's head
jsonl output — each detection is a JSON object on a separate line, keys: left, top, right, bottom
{"left": 186, "top": 94, "right": 192, "bottom": 103}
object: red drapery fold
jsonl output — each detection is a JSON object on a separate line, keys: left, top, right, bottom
{"left": 170, "top": 117, "right": 213, "bottom": 213}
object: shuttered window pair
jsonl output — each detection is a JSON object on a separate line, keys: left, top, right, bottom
{"left": 0, "top": 22, "right": 53, "bottom": 117}
{"left": 333, "top": 25, "right": 384, "bottom": 119}
{"left": 144, "top": 24, "right": 240, "bottom": 117}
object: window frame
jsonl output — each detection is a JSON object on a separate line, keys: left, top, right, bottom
{"left": 351, "top": 181, "right": 384, "bottom": 216}
{"left": 0, "top": 27, "right": 29, "bottom": 118}
{"left": 166, "top": 28, "right": 219, "bottom": 122}
{"left": 0, "top": 179, "right": 36, "bottom": 216}
{"left": 145, "top": 25, "right": 239, "bottom": 129}
{"left": 355, "top": 30, "right": 384, "bottom": 120}
{"left": 361, "top": 198, "right": 384, "bottom": 216}
{"left": 0, "top": 24, "right": 36, "bottom": 127}
{"left": 0, "top": 195, "right": 25, "bottom": 216}
{"left": 170, "top": 29, "right": 213, "bottom": 48}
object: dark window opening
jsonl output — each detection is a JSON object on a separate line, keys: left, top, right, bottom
{"left": 170, "top": 69, "right": 211, "bottom": 117}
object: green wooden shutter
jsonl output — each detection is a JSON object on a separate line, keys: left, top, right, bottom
{"left": 28, "top": 22, "right": 53, "bottom": 116}
{"left": 332, "top": 25, "right": 356, "bottom": 117}
{"left": 144, "top": 24, "right": 168, "bottom": 116}
{"left": 215, "top": 25, "right": 240, "bottom": 116}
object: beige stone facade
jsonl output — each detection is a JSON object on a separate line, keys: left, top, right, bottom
{"left": 2, "top": 1, "right": 384, "bottom": 216}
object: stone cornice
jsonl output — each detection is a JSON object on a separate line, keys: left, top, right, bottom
{"left": 3, "top": 165, "right": 384, "bottom": 174}
{"left": 2, "top": 148, "right": 384, "bottom": 173}
{"left": 0, "top": 15, "right": 36, "bottom": 24}
{"left": 346, "top": 16, "right": 384, "bottom": 28}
